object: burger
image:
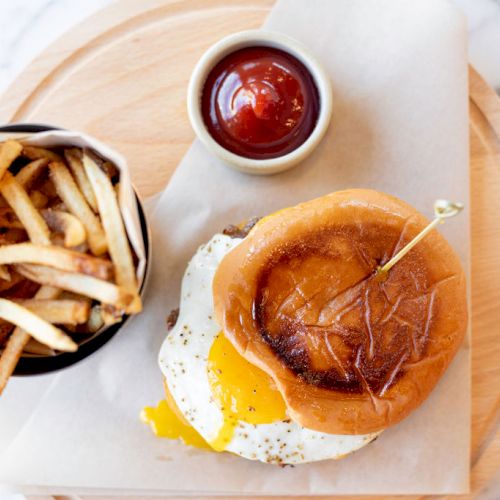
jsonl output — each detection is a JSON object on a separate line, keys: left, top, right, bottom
{"left": 143, "top": 189, "right": 467, "bottom": 465}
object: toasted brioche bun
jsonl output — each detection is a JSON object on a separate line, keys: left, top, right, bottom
{"left": 213, "top": 189, "right": 467, "bottom": 435}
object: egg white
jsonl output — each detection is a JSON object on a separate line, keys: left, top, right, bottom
{"left": 159, "top": 233, "right": 379, "bottom": 464}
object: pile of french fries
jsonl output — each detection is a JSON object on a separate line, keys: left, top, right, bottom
{"left": 0, "top": 139, "right": 142, "bottom": 394}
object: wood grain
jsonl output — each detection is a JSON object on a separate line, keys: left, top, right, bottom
{"left": 0, "top": 0, "right": 498, "bottom": 498}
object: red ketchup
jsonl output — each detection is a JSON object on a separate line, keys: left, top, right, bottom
{"left": 201, "top": 46, "right": 320, "bottom": 160}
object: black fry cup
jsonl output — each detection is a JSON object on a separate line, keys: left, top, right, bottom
{"left": 0, "top": 123, "right": 151, "bottom": 375}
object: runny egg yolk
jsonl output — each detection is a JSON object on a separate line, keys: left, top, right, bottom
{"left": 141, "top": 332, "right": 287, "bottom": 452}
{"left": 206, "top": 332, "right": 287, "bottom": 451}
{"left": 140, "top": 381, "right": 211, "bottom": 450}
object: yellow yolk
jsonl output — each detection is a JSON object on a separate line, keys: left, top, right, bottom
{"left": 140, "top": 381, "right": 211, "bottom": 450}
{"left": 206, "top": 332, "right": 287, "bottom": 451}
{"left": 142, "top": 333, "right": 287, "bottom": 452}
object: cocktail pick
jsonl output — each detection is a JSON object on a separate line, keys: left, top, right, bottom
{"left": 377, "top": 199, "right": 464, "bottom": 276}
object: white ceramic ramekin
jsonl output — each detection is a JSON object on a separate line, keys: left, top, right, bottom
{"left": 187, "top": 30, "right": 333, "bottom": 175}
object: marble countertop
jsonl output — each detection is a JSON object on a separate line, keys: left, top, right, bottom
{"left": 0, "top": 0, "right": 500, "bottom": 97}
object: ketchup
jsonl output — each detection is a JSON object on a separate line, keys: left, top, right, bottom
{"left": 201, "top": 46, "right": 320, "bottom": 160}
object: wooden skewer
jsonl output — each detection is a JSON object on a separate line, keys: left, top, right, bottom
{"left": 377, "top": 199, "right": 464, "bottom": 275}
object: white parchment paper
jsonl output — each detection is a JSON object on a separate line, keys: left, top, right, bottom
{"left": 0, "top": 0, "right": 470, "bottom": 495}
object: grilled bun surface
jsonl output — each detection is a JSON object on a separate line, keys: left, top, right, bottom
{"left": 213, "top": 189, "right": 467, "bottom": 435}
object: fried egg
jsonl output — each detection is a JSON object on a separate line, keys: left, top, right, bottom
{"left": 144, "top": 234, "right": 379, "bottom": 464}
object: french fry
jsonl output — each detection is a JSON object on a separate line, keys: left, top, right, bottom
{"left": 51, "top": 233, "right": 89, "bottom": 254}
{"left": 49, "top": 161, "right": 107, "bottom": 255}
{"left": 100, "top": 304, "right": 123, "bottom": 326}
{"left": 87, "top": 305, "right": 104, "bottom": 332}
{"left": 0, "top": 283, "right": 60, "bottom": 394}
{"left": 22, "top": 146, "right": 62, "bottom": 162}
{"left": 15, "top": 158, "right": 49, "bottom": 188}
{"left": 23, "top": 338, "right": 56, "bottom": 356}
{"left": 0, "top": 265, "right": 10, "bottom": 281}
{"left": 0, "top": 243, "right": 112, "bottom": 280}
{"left": 14, "top": 299, "right": 90, "bottom": 325}
{"left": 64, "top": 149, "right": 98, "bottom": 212}
{"left": 41, "top": 209, "right": 86, "bottom": 247}
{"left": 17, "top": 264, "right": 134, "bottom": 309}
{"left": 0, "top": 143, "right": 143, "bottom": 395}
{"left": 0, "top": 321, "right": 13, "bottom": 345}
{"left": 0, "top": 329, "right": 29, "bottom": 394}
{"left": 0, "top": 172, "right": 50, "bottom": 245}
{"left": 83, "top": 154, "right": 141, "bottom": 313}
{"left": 34, "top": 285, "right": 61, "bottom": 300}
{"left": 0, "top": 299, "right": 76, "bottom": 351}
{"left": 0, "top": 140, "right": 23, "bottom": 180}
{"left": 30, "top": 190, "right": 49, "bottom": 208}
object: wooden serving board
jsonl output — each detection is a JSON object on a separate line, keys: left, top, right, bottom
{"left": 0, "top": 1, "right": 499, "bottom": 498}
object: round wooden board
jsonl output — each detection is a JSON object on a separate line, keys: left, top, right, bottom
{"left": 1, "top": 0, "right": 499, "bottom": 498}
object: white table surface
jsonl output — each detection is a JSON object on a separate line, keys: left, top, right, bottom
{"left": 0, "top": 0, "right": 499, "bottom": 499}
